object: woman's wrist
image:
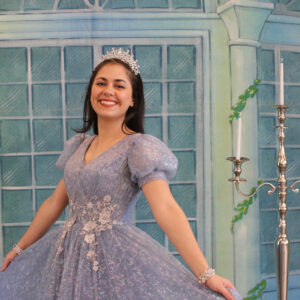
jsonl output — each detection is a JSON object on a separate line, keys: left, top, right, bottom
{"left": 197, "top": 267, "right": 216, "bottom": 284}
{"left": 12, "top": 244, "right": 23, "bottom": 255}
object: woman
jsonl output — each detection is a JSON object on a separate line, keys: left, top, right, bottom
{"left": 0, "top": 48, "right": 241, "bottom": 300}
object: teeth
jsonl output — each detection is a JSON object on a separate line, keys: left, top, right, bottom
{"left": 100, "top": 100, "right": 116, "bottom": 105}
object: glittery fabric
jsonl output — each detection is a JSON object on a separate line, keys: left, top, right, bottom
{"left": 0, "top": 133, "right": 241, "bottom": 300}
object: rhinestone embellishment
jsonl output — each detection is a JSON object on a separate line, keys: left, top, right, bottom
{"left": 100, "top": 48, "right": 140, "bottom": 75}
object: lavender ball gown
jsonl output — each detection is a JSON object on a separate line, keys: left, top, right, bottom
{"left": 0, "top": 133, "right": 241, "bottom": 299}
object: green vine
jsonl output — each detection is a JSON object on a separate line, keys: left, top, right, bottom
{"left": 230, "top": 179, "right": 263, "bottom": 233}
{"left": 243, "top": 279, "right": 267, "bottom": 300}
{"left": 228, "top": 80, "right": 266, "bottom": 300}
{"left": 229, "top": 79, "right": 261, "bottom": 124}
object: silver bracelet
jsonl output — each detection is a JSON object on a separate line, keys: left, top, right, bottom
{"left": 12, "top": 244, "right": 23, "bottom": 255}
{"left": 197, "top": 268, "right": 216, "bottom": 284}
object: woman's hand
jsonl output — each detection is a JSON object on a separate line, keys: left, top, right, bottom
{"left": 0, "top": 249, "right": 18, "bottom": 272}
{"left": 205, "top": 274, "right": 236, "bottom": 300}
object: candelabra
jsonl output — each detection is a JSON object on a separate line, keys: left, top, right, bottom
{"left": 227, "top": 105, "right": 300, "bottom": 300}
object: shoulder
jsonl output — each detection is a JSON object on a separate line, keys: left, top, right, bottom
{"left": 128, "top": 133, "right": 178, "bottom": 187}
{"left": 56, "top": 133, "right": 91, "bottom": 171}
{"left": 129, "top": 133, "right": 178, "bottom": 170}
{"left": 62, "top": 133, "right": 91, "bottom": 154}
{"left": 65, "top": 133, "right": 91, "bottom": 145}
{"left": 131, "top": 133, "right": 169, "bottom": 150}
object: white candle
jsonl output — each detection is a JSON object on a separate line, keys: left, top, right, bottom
{"left": 279, "top": 58, "right": 284, "bottom": 105}
{"left": 236, "top": 114, "right": 242, "bottom": 160}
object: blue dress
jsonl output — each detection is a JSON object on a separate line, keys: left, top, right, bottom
{"left": 0, "top": 133, "right": 241, "bottom": 299}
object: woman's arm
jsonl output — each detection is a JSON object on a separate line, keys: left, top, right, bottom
{"left": 1, "top": 178, "right": 69, "bottom": 271}
{"left": 142, "top": 179, "right": 235, "bottom": 300}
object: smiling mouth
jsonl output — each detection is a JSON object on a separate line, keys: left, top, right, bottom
{"left": 99, "top": 100, "right": 117, "bottom": 106}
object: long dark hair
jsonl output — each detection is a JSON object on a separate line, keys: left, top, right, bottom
{"left": 75, "top": 58, "right": 145, "bottom": 135}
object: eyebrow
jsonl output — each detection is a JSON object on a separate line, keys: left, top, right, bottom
{"left": 96, "top": 77, "right": 127, "bottom": 83}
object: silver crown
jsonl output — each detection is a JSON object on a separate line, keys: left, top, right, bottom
{"left": 100, "top": 48, "right": 140, "bottom": 75}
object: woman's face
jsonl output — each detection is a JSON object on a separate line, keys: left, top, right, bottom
{"left": 90, "top": 63, "right": 134, "bottom": 123}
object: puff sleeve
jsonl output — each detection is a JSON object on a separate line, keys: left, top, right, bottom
{"left": 128, "top": 134, "right": 178, "bottom": 188}
{"left": 56, "top": 133, "right": 88, "bottom": 171}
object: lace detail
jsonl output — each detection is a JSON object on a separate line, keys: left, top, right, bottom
{"left": 53, "top": 193, "right": 122, "bottom": 271}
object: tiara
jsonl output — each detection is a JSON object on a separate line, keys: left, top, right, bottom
{"left": 100, "top": 48, "right": 140, "bottom": 75}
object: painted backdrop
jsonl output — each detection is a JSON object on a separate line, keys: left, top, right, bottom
{"left": 0, "top": 0, "right": 300, "bottom": 299}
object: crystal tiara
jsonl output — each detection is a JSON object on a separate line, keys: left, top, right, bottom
{"left": 100, "top": 48, "right": 140, "bottom": 75}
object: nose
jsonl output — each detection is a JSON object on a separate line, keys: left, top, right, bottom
{"left": 103, "top": 84, "right": 114, "bottom": 96}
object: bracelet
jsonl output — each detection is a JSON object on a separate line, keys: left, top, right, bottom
{"left": 197, "top": 268, "right": 216, "bottom": 284}
{"left": 12, "top": 244, "right": 23, "bottom": 255}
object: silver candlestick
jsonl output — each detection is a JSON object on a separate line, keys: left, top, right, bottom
{"left": 227, "top": 105, "right": 300, "bottom": 300}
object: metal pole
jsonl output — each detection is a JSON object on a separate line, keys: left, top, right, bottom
{"left": 275, "top": 105, "right": 289, "bottom": 300}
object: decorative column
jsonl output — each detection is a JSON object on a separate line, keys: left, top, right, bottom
{"left": 217, "top": 0, "right": 274, "bottom": 294}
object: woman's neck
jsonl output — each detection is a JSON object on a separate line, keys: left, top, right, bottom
{"left": 96, "top": 118, "right": 133, "bottom": 142}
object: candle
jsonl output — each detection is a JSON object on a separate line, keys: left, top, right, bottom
{"left": 279, "top": 58, "right": 284, "bottom": 105}
{"left": 236, "top": 114, "right": 242, "bottom": 160}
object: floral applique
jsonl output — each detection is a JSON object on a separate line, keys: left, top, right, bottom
{"left": 79, "top": 194, "right": 120, "bottom": 271}
{"left": 53, "top": 194, "right": 121, "bottom": 272}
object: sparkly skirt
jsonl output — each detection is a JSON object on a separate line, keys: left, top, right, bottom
{"left": 0, "top": 223, "right": 238, "bottom": 299}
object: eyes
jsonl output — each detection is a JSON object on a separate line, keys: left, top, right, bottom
{"left": 96, "top": 82, "right": 125, "bottom": 89}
